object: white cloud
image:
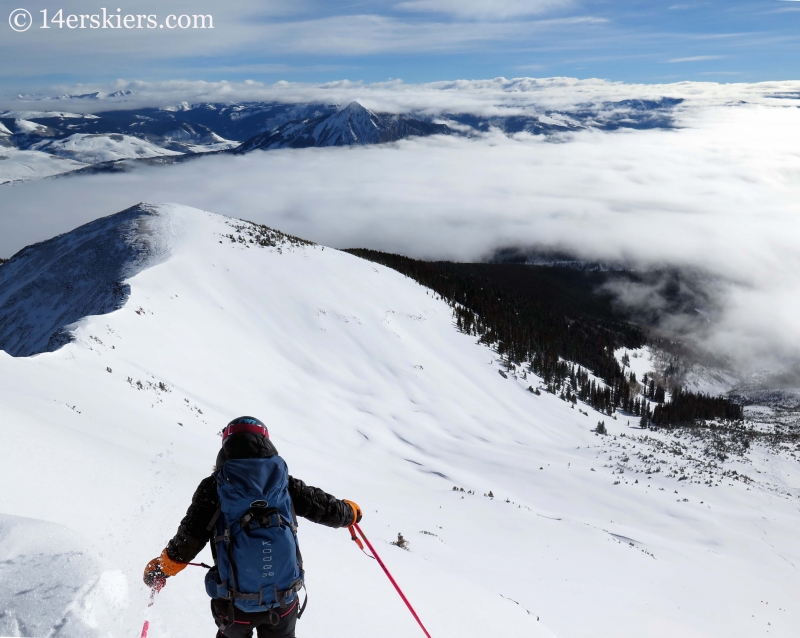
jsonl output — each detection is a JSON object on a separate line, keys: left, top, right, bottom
{"left": 2, "top": 102, "right": 800, "bottom": 372}
{"left": 5, "top": 75, "right": 800, "bottom": 116}
{"left": 395, "top": 0, "right": 575, "bottom": 19}
{"left": 247, "top": 14, "right": 605, "bottom": 55}
{"left": 668, "top": 3, "right": 709, "bottom": 9}
{"left": 0, "top": 3, "right": 603, "bottom": 79}
{"left": 667, "top": 55, "right": 725, "bottom": 63}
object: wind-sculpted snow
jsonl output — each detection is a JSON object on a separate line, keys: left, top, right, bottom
{"left": 0, "top": 204, "right": 174, "bottom": 356}
{"left": 0, "top": 513, "right": 124, "bottom": 638}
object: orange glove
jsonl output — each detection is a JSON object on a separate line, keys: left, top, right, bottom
{"left": 343, "top": 499, "right": 362, "bottom": 525}
{"left": 143, "top": 549, "right": 188, "bottom": 588}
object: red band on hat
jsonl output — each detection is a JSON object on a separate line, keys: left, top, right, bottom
{"left": 223, "top": 423, "right": 269, "bottom": 440}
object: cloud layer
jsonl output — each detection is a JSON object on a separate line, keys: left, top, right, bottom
{"left": 2, "top": 101, "right": 800, "bottom": 373}
{"left": 6, "top": 76, "right": 800, "bottom": 115}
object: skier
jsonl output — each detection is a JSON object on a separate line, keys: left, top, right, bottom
{"left": 143, "top": 416, "right": 362, "bottom": 638}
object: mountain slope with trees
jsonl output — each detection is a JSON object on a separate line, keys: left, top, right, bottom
{"left": 345, "top": 249, "right": 741, "bottom": 425}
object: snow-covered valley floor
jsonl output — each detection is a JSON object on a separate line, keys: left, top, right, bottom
{"left": 0, "top": 204, "right": 798, "bottom": 638}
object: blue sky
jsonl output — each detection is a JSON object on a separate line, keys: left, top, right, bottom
{"left": 2, "top": 0, "right": 800, "bottom": 90}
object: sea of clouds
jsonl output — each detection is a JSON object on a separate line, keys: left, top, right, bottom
{"left": 5, "top": 76, "right": 800, "bottom": 115}
{"left": 2, "top": 80, "right": 800, "bottom": 378}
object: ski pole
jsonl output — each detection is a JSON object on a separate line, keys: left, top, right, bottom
{"left": 140, "top": 560, "right": 209, "bottom": 636}
{"left": 349, "top": 523, "right": 433, "bottom": 638}
{"left": 140, "top": 584, "right": 165, "bottom": 638}
{"left": 140, "top": 580, "right": 163, "bottom": 638}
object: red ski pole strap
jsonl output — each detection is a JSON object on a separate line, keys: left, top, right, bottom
{"left": 352, "top": 523, "right": 433, "bottom": 638}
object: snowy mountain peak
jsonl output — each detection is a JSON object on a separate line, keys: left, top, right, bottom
{"left": 315, "top": 101, "right": 382, "bottom": 146}
{"left": 340, "top": 100, "right": 369, "bottom": 114}
{"left": 236, "top": 101, "right": 450, "bottom": 151}
{"left": 0, "top": 204, "right": 314, "bottom": 357}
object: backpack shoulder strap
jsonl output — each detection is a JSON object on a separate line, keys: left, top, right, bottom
{"left": 206, "top": 505, "right": 222, "bottom": 532}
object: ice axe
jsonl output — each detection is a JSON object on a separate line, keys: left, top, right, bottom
{"left": 348, "top": 523, "right": 433, "bottom": 638}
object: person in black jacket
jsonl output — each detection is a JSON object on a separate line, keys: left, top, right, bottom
{"left": 143, "top": 416, "right": 362, "bottom": 638}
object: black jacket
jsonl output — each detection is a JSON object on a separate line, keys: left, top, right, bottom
{"left": 165, "top": 433, "right": 354, "bottom": 563}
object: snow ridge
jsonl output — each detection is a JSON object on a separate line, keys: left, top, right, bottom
{"left": 0, "top": 204, "right": 174, "bottom": 356}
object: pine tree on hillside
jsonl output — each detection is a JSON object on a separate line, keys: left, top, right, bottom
{"left": 345, "top": 249, "right": 742, "bottom": 428}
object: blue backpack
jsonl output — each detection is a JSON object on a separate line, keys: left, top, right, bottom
{"left": 205, "top": 456, "right": 305, "bottom": 620}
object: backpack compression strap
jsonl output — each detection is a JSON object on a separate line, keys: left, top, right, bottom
{"left": 240, "top": 507, "right": 297, "bottom": 534}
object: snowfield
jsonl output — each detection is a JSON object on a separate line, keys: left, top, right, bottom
{"left": 0, "top": 148, "right": 88, "bottom": 185}
{"left": 31, "top": 133, "right": 182, "bottom": 165}
{"left": 182, "top": 140, "right": 239, "bottom": 154}
{"left": 0, "top": 133, "right": 186, "bottom": 184}
{"left": 0, "top": 204, "right": 798, "bottom": 638}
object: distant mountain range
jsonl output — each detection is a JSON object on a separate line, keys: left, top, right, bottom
{"left": 0, "top": 97, "right": 683, "bottom": 183}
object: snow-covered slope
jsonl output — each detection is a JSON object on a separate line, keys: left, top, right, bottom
{"left": 0, "top": 121, "right": 13, "bottom": 147}
{"left": 0, "top": 148, "right": 88, "bottom": 184}
{"left": 31, "top": 133, "right": 182, "bottom": 164}
{"left": 12, "top": 119, "right": 54, "bottom": 136}
{"left": 0, "top": 204, "right": 798, "bottom": 638}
